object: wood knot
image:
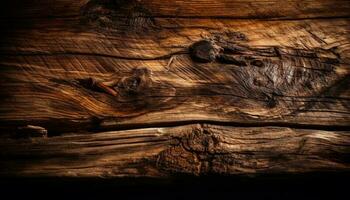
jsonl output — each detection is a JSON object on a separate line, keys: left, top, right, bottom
{"left": 81, "top": 0, "right": 156, "bottom": 32}
{"left": 181, "top": 128, "right": 220, "bottom": 154}
{"left": 190, "top": 40, "right": 222, "bottom": 63}
{"left": 156, "top": 126, "right": 225, "bottom": 175}
{"left": 117, "top": 68, "right": 151, "bottom": 95}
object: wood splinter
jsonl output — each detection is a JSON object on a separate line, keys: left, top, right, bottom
{"left": 16, "top": 125, "right": 48, "bottom": 138}
{"left": 79, "top": 77, "right": 118, "bottom": 96}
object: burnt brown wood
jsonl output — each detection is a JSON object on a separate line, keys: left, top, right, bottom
{"left": 0, "top": 0, "right": 349, "bottom": 178}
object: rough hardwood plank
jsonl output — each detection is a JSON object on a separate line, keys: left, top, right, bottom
{"left": 0, "top": 124, "right": 349, "bottom": 177}
{"left": 0, "top": 0, "right": 349, "bottom": 180}
{"left": 1, "top": 0, "right": 350, "bottom": 19}
{"left": 1, "top": 17, "right": 349, "bottom": 135}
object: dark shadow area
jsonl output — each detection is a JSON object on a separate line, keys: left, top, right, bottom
{"left": 1, "top": 172, "right": 349, "bottom": 200}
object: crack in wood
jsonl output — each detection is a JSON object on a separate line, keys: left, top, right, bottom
{"left": 15, "top": 125, "right": 48, "bottom": 139}
{"left": 0, "top": 0, "right": 350, "bottom": 180}
{"left": 1, "top": 35, "right": 348, "bottom": 136}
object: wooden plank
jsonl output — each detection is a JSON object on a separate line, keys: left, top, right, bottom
{"left": 0, "top": 124, "right": 349, "bottom": 177}
{"left": 0, "top": 0, "right": 349, "bottom": 179}
{"left": 0, "top": 17, "right": 349, "bottom": 135}
{"left": 1, "top": 0, "right": 350, "bottom": 19}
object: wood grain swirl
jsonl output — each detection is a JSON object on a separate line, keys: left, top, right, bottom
{"left": 0, "top": 0, "right": 349, "bottom": 178}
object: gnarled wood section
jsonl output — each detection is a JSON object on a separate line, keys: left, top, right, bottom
{"left": 0, "top": 125, "right": 349, "bottom": 177}
{"left": 0, "top": 0, "right": 349, "bottom": 178}
{"left": 0, "top": 17, "right": 349, "bottom": 133}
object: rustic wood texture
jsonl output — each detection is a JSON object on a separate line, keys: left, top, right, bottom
{"left": 1, "top": 18, "right": 349, "bottom": 133}
{"left": 1, "top": 0, "right": 350, "bottom": 19}
{"left": 1, "top": 124, "right": 349, "bottom": 177}
{"left": 0, "top": 0, "right": 349, "bottom": 178}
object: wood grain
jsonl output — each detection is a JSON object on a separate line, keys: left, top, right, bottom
{"left": 1, "top": 16, "right": 349, "bottom": 134}
{"left": 0, "top": 0, "right": 349, "bottom": 178}
{"left": 0, "top": 124, "right": 349, "bottom": 177}
{"left": 1, "top": 0, "right": 350, "bottom": 19}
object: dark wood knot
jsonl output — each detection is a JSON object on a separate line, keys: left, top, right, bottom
{"left": 189, "top": 40, "right": 222, "bottom": 63}
{"left": 81, "top": 0, "right": 156, "bottom": 32}
{"left": 117, "top": 68, "right": 151, "bottom": 95}
{"left": 121, "top": 76, "right": 141, "bottom": 93}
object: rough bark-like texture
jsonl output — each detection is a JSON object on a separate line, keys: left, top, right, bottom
{"left": 0, "top": 0, "right": 349, "bottom": 178}
{"left": 1, "top": 124, "right": 349, "bottom": 177}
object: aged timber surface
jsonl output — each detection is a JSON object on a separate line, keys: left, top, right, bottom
{"left": 1, "top": 124, "right": 349, "bottom": 177}
{"left": 0, "top": 0, "right": 349, "bottom": 178}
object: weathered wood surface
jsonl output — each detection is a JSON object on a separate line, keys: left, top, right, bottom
{"left": 1, "top": 124, "right": 349, "bottom": 177}
{"left": 1, "top": 0, "right": 350, "bottom": 19}
{"left": 0, "top": 0, "right": 349, "bottom": 177}
{"left": 1, "top": 18, "right": 350, "bottom": 132}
